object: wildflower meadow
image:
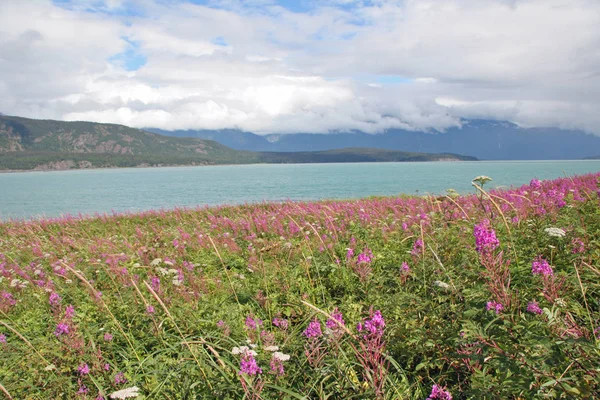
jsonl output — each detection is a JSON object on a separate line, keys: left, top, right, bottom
{"left": 1, "top": 173, "right": 600, "bottom": 399}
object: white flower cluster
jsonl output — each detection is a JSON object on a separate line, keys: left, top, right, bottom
{"left": 232, "top": 346, "right": 257, "bottom": 356}
{"left": 433, "top": 280, "right": 451, "bottom": 290}
{"left": 155, "top": 267, "right": 183, "bottom": 285}
{"left": 272, "top": 352, "right": 290, "bottom": 362}
{"left": 109, "top": 386, "right": 140, "bottom": 399}
{"left": 544, "top": 227, "right": 566, "bottom": 238}
{"left": 10, "top": 278, "right": 28, "bottom": 289}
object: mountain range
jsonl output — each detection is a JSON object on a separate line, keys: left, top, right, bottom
{"left": 147, "top": 120, "right": 600, "bottom": 160}
{"left": 0, "top": 115, "right": 474, "bottom": 170}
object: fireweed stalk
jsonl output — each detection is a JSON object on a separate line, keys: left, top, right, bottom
{"left": 303, "top": 318, "right": 326, "bottom": 368}
{"left": 236, "top": 348, "right": 265, "bottom": 400}
{"left": 354, "top": 309, "right": 388, "bottom": 398}
{"left": 474, "top": 220, "right": 513, "bottom": 315}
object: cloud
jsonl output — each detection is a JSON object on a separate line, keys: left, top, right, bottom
{"left": 0, "top": 0, "right": 599, "bottom": 134}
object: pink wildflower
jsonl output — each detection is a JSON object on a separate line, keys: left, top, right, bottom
{"left": 427, "top": 384, "right": 453, "bottom": 400}
{"left": 78, "top": 363, "right": 90, "bottom": 375}
{"left": 272, "top": 317, "right": 289, "bottom": 330}
{"left": 411, "top": 239, "right": 424, "bottom": 256}
{"left": 473, "top": 219, "right": 499, "bottom": 253}
{"left": 65, "top": 305, "right": 75, "bottom": 319}
{"left": 400, "top": 261, "right": 410, "bottom": 273}
{"left": 530, "top": 179, "right": 542, "bottom": 190}
{"left": 54, "top": 323, "right": 70, "bottom": 337}
{"left": 486, "top": 301, "right": 504, "bottom": 314}
{"left": 303, "top": 318, "right": 322, "bottom": 338}
{"left": 357, "top": 248, "right": 373, "bottom": 263}
{"left": 571, "top": 238, "right": 585, "bottom": 254}
{"left": 326, "top": 308, "right": 345, "bottom": 333}
{"left": 239, "top": 351, "right": 262, "bottom": 375}
{"left": 357, "top": 309, "right": 385, "bottom": 337}
{"left": 104, "top": 333, "right": 113, "bottom": 342}
{"left": 114, "top": 372, "right": 127, "bottom": 385}
{"left": 0, "top": 333, "right": 6, "bottom": 343}
{"left": 527, "top": 301, "right": 543, "bottom": 315}
{"left": 346, "top": 248, "right": 354, "bottom": 259}
{"left": 245, "top": 315, "right": 263, "bottom": 330}
{"left": 532, "top": 257, "right": 553, "bottom": 276}
{"left": 49, "top": 292, "right": 62, "bottom": 306}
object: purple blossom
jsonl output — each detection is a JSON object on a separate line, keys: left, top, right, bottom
{"left": 78, "top": 363, "right": 90, "bottom": 375}
{"left": 245, "top": 315, "right": 263, "bottom": 330}
{"left": 303, "top": 318, "right": 322, "bottom": 338}
{"left": 411, "top": 239, "right": 424, "bottom": 256}
{"left": 571, "top": 238, "right": 585, "bottom": 254}
{"left": 357, "top": 248, "right": 373, "bottom": 264}
{"left": 1, "top": 291, "right": 16, "bottom": 306}
{"left": 146, "top": 305, "right": 155, "bottom": 314}
{"left": 530, "top": 179, "right": 542, "bottom": 190}
{"left": 358, "top": 309, "right": 385, "bottom": 337}
{"left": 272, "top": 317, "right": 289, "bottom": 330}
{"left": 270, "top": 356, "right": 285, "bottom": 376}
{"left": 104, "top": 333, "right": 113, "bottom": 342}
{"left": 0, "top": 333, "right": 6, "bottom": 343}
{"left": 527, "top": 301, "right": 543, "bottom": 315}
{"left": 65, "top": 305, "right": 75, "bottom": 319}
{"left": 532, "top": 257, "right": 553, "bottom": 276}
{"left": 114, "top": 372, "right": 127, "bottom": 385}
{"left": 400, "top": 261, "right": 410, "bottom": 273}
{"left": 326, "top": 308, "right": 345, "bottom": 332}
{"left": 77, "top": 386, "right": 89, "bottom": 395}
{"left": 150, "top": 276, "right": 160, "bottom": 291}
{"left": 427, "top": 384, "right": 453, "bottom": 400}
{"left": 54, "top": 323, "right": 70, "bottom": 337}
{"left": 473, "top": 219, "right": 500, "bottom": 253}
{"left": 346, "top": 248, "right": 354, "bottom": 259}
{"left": 239, "top": 351, "right": 262, "bottom": 375}
{"left": 486, "top": 301, "right": 504, "bottom": 314}
{"left": 49, "top": 292, "right": 62, "bottom": 306}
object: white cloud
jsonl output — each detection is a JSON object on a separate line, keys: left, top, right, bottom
{"left": 0, "top": 0, "right": 599, "bottom": 134}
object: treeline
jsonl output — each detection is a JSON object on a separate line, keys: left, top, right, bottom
{"left": 0, "top": 152, "right": 259, "bottom": 171}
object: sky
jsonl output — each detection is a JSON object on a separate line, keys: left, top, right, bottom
{"left": 0, "top": 0, "right": 599, "bottom": 134}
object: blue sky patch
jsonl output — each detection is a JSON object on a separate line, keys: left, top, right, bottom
{"left": 108, "top": 37, "right": 147, "bottom": 71}
{"left": 212, "top": 36, "right": 228, "bottom": 46}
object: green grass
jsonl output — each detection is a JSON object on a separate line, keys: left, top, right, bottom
{"left": 0, "top": 173, "right": 599, "bottom": 399}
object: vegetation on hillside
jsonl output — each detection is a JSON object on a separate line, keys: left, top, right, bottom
{"left": 1, "top": 173, "right": 599, "bottom": 398}
{"left": 0, "top": 116, "right": 475, "bottom": 170}
{"left": 257, "top": 148, "right": 476, "bottom": 163}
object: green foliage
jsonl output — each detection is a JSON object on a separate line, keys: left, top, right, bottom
{"left": 0, "top": 173, "right": 599, "bottom": 398}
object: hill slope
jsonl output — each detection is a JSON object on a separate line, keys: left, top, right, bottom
{"left": 0, "top": 116, "right": 476, "bottom": 170}
{"left": 0, "top": 116, "right": 260, "bottom": 170}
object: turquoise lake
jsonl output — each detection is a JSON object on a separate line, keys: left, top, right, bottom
{"left": 1, "top": 160, "right": 600, "bottom": 221}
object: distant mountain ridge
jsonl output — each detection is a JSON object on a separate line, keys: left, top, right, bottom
{"left": 0, "top": 115, "right": 475, "bottom": 171}
{"left": 148, "top": 120, "right": 600, "bottom": 160}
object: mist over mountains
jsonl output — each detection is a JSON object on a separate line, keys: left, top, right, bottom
{"left": 148, "top": 120, "right": 600, "bottom": 160}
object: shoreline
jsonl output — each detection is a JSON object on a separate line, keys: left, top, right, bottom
{"left": 3, "top": 158, "right": 600, "bottom": 174}
{"left": 0, "top": 158, "right": 478, "bottom": 174}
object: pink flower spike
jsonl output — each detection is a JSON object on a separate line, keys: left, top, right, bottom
{"left": 78, "top": 363, "right": 90, "bottom": 375}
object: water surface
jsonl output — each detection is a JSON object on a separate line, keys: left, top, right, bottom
{"left": 1, "top": 161, "right": 599, "bottom": 220}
